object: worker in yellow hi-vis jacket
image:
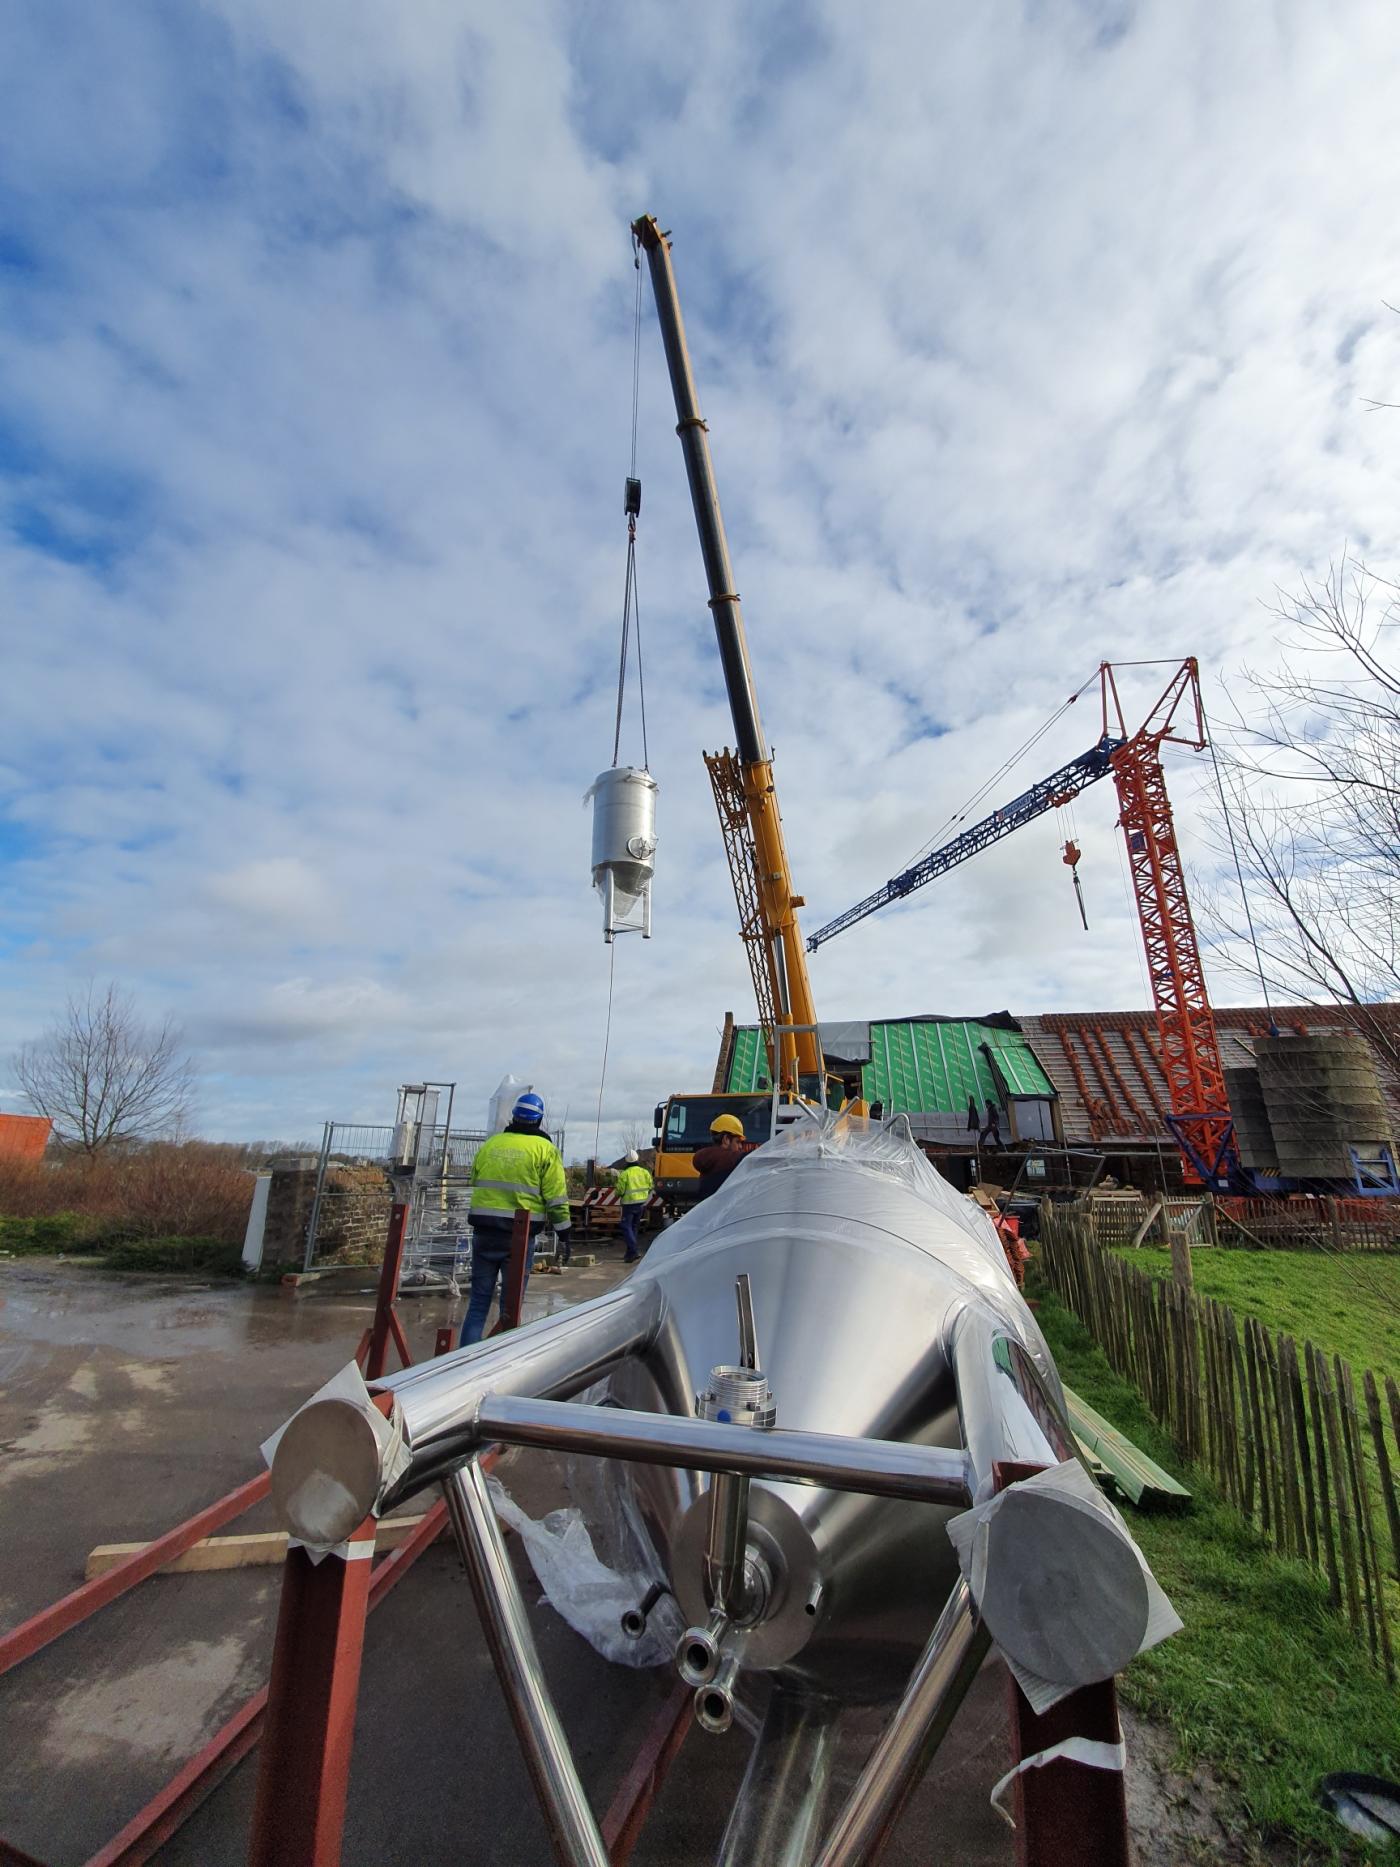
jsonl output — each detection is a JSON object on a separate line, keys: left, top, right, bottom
{"left": 613, "top": 1149, "right": 654, "bottom": 1264}
{"left": 462, "top": 1092, "right": 571, "bottom": 1344}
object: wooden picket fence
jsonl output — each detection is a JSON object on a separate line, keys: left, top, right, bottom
{"left": 1039, "top": 1207, "right": 1400, "bottom": 1679}
{"left": 1074, "top": 1189, "right": 1400, "bottom": 1252}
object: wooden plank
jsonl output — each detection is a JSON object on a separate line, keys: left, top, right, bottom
{"left": 1222, "top": 1306, "right": 1245, "bottom": 1512}
{"left": 1284, "top": 1329, "right": 1314, "bottom": 1560}
{"left": 1243, "top": 1317, "right": 1272, "bottom": 1540}
{"left": 1339, "top": 1359, "right": 1393, "bottom": 1678}
{"left": 1285, "top": 1336, "right": 1320, "bottom": 1571}
{"left": 1230, "top": 1309, "right": 1255, "bottom": 1520}
{"left": 1305, "top": 1341, "right": 1342, "bottom": 1610}
{"left": 84, "top": 1513, "right": 433, "bottom": 1581}
{"left": 1130, "top": 1201, "right": 1163, "bottom": 1249}
{"left": 1364, "top": 1369, "right": 1400, "bottom": 1585}
{"left": 1063, "top": 1386, "right": 1191, "bottom": 1508}
{"left": 1316, "top": 1348, "right": 1364, "bottom": 1641}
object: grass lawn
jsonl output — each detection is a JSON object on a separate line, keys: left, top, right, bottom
{"left": 1035, "top": 1279, "right": 1400, "bottom": 1863}
{"left": 1112, "top": 1245, "right": 1400, "bottom": 1379}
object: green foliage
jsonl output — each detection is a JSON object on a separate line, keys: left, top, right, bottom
{"left": 97, "top": 1236, "right": 245, "bottom": 1276}
{"left": 1116, "top": 1246, "right": 1400, "bottom": 1378}
{"left": 0, "top": 1212, "right": 114, "bottom": 1254}
{"left": 0, "top": 1214, "right": 244, "bottom": 1276}
{"left": 1033, "top": 1279, "right": 1400, "bottom": 1861}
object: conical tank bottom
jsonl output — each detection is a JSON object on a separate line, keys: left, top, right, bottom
{"left": 611, "top": 1116, "right": 1059, "bottom": 1700}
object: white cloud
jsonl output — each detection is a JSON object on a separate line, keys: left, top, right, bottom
{"left": 1, "top": 0, "right": 1397, "bottom": 1151}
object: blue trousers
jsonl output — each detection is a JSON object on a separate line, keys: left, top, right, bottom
{"left": 461, "top": 1230, "right": 536, "bottom": 1345}
{"left": 620, "top": 1205, "right": 644, "bottom": 1259}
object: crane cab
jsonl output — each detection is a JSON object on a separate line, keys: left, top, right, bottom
{"left": 652, "top": 1078, "right": 853, "bottom": 1209}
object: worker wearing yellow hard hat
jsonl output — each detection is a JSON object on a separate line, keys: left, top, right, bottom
{"left": 691, "top": 1112, "right": 749, "bottom": 1203}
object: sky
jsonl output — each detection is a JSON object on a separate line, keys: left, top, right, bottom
{"left": 1, "top": 0, "right": 1397, "bottom": 1156}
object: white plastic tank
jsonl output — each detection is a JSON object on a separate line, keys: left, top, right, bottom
{"left": 587, "top": 766, "right": 657, "bottom": 942}
{"left": 488, "top": 1074, "right": 528, "bottom": 1134}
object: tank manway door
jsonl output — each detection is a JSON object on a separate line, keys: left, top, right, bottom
{"left": 588, "top": 765, "right": 658, "bottom": 942}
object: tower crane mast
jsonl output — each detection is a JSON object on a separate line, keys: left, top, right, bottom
{"left": 1103, "top": 659, "right": 1234, "bottom": 1184}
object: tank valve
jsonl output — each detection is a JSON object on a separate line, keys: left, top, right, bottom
{"left": 677, "top": 1608, "right": 730, "bottom": 1686}
{"left": 620, "top": 1581, "right": 668, "bottom": 1641}
{"left": 694, "top": 1646, "right": 742, "bottom": 1735}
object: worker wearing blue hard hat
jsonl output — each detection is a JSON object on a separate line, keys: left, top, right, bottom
{"left": 463, "top": 1091, "right": 571, "bottom": 1344}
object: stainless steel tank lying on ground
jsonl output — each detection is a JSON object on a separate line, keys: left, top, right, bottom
{"left": 269, "top": 1112, "right": 1174, "bottom": 1866}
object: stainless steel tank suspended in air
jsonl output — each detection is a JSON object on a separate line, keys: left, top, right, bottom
{"left": 588, "top": 765, "right": 657, "bottom": 942}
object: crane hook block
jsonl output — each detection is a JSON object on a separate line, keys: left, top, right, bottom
{"left": 1061, "top": 839, "right": 1081, "bottom": 868}
{"left": 624, "top": 477, "right": 642, "bottom": 519}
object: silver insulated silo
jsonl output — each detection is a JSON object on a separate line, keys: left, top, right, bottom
{"left": 1254, "top": 1031, "right": 1394, "bottom": 1180}
{"left": 1224, "top": 1064, "right": 1277, "bottom": 1173}
{"left": 588, "top": 765, "right": 657, "bottom": 942}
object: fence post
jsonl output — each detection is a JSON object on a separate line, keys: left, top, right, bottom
{"left": 302, "top": 1122, "right": 334, "bottom": 1274}
{"left": 1327, "top": 1196, "right": 1343, "bottom": 1253}
{"left": 1169, "top": 1220, "right": 1194, "bottom": 1293}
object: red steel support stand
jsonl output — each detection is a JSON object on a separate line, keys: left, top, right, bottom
{"left": 488, "top": 1209, "right": 532, "bottom": 1336}
{"left": 357, "top": 1199, "right": 414, "bottom": 1381}
{"left": 0, "top": 1472, "right": 271, "bottom": 1680}
{"left": 246, "top": 1517, "right": 378, "bottom": 1867}
{"left": 993, "top": 1461, "right": 1130, "bottom": 1867}
{"left": 601, "top": 1684, "right": 693, "bottom": 1866}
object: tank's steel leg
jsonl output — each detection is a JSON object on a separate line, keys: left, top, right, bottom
{"left": 813, "top": 1577, "right": 989, "bottom": 1866}
{"left": 442, "top": 1460, "right": 609, "bottom": 1867}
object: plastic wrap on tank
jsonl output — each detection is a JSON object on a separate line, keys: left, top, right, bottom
{"left": 642, "top": 1106, "right": 1058, "bottom": 1395}
{"left": 487, "top": 1473, "right": 681, "bottom": 1668}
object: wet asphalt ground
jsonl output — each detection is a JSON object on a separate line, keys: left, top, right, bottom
{"left": 0, "top": 1251, "right": 1014, "bottom": 1866}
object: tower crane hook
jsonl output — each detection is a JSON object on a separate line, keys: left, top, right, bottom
{"left": 1061, "top": 839, "right": 1089, "bottom": 931}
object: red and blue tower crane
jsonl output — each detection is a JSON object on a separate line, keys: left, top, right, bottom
{"left": 808, "top": 659, "right": 1238, "bottom": 1187}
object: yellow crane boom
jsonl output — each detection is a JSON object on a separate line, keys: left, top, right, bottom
{"left": 632, "top": 215, "right": 821, "bottom": 1090}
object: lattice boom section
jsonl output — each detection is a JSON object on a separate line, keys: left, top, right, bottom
{"left": 706, "top": 751, "right": 780, "bottom": 1083}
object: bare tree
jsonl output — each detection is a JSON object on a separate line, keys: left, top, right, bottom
{"left": 621, "top": 1122, "right": 650, "bottom": 1157}
{"left": 14, "top": 983, "right": 195, "bottom": 1154}
{"left": 1198, "top": 554, "right": 1400, "bottom": 1069}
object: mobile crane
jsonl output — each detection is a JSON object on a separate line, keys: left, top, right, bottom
{"left": 631, "top": 216, "right": 841, "bottom": 1200}
{"left": 809, "top": 659, "right": 1237, "bottom": 1188}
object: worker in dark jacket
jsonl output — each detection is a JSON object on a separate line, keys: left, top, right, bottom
{"left": 690, "top": 1112, "right": 748, "bottom": 1203}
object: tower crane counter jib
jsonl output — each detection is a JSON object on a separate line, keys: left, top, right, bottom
{"left": 632, "top": 214, "right": 821, "bottom": 1096}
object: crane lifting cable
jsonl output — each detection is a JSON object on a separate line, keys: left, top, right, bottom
{"left": 589, "top": 236, "right": 658, "bottom": 946}
{"left": 895, "top": 672, "right": 1099, "bottom": 874}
